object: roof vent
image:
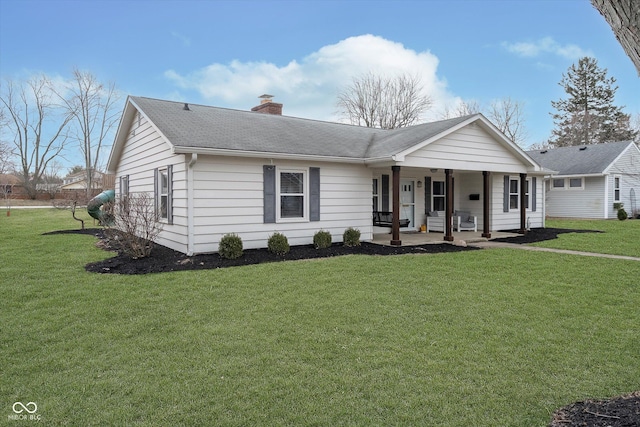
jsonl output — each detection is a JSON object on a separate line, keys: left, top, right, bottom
{"left": 183, "top": 103, "right": 190, "bottom": 111}
{"left": 540, "top": 150, "right": 548, "bottom": 154}
{"left": 579, "top": 146, "right": 587, "bottom": 151}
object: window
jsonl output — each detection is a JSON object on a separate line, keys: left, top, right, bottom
{"left": 155, "top": 166, "right": 172, "bottom": 223}
{"left": 614, "top": 176, "right": 620, "bottom": 202}
{"left": 552, "top": 178, "right": 565, "bottom": 189}
{"left": 524, "top": 179, "right": 530, "bottom": 209}
{"left": 432, "top": 181, "right": 445, "bottom": 211}
{"left": 279, "top": 170, "right": 305, "bottom": 219}
{"left": 569, "top": 178, "right": 583, "bottom": 189}
{"left": 372, "top": 178, "right": 379, "bottom": 211}
{"left": 120, "top": 175, "right": 129, "bottom": 198}
{"left": 159, "top": 169, "right": 169, "bottom": 219}
{"left": 509, "top": 178, "right": 519, "bottom": 210}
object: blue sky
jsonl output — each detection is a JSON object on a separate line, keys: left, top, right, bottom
{"left": 1, "top": 0, "right": 639, "bottom": 170}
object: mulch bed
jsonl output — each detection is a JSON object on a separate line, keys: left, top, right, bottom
{"left": 43, "top": 227, "right": 599, "bottom": 275}
{"left": 44, "top": 225, "right": 639, "bottom": 425}
{"left": 549, "top": 392, "right": 640, "bottom": 427}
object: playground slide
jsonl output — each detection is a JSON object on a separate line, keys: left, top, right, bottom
{"left": 87, "top": 189, "right": 115, "bottom": 225}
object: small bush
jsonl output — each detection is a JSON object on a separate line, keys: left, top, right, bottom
{"left": 343, "top": 227, "right": 361, "bottom": 247}
{"left": 268, "top": 232, "right": 290, "bottom": 255}
{"left": 106, "top": 192, "right": 163, "bottom": 259}
{"left": 219, "top": 233, "right": 243, "bottom": 259}
{"left": 313, "top": 230, "right": 332, "bottom": 249}
{"left": 617, "top": 208, "right": 628, "bottom": 221}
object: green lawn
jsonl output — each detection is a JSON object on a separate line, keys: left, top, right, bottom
{"left": 537, "top": 218, "right": 640, "bottom": 258}
{"left": 1, "top": 209, "right": 639, "bottom": 426}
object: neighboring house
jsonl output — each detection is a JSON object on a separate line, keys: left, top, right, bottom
{"left": 61, "top": 170, "right": 107, "bottom": 190}
{"left": 107, "top": 96, "right": 546, "bottom": 255}
{"left": 527, "top": 141, "right": 640, "bottom": 219}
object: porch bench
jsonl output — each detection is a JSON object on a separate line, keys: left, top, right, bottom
{"left": 373, "top": 211, "right": 410, "bottom": 228}
{"left": 426, "top": 211, "right": 446, "bottom": 232}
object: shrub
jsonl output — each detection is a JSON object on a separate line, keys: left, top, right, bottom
{"left": 105, "top": 192, "right": 163, "bottom": 259}
{"left": 617, "top": 208, "right": 628, "bottom": 221}
{"left": 313, "top": 230, "right": 332, "bottom": 249}
{"left": 268, "top": 232, "right": 290, "bottom": 255}
{"left": 343, "top": 227, "right": 361, "bottom": 247}
{"left": 219, "top": 233, "right": 243, "bottom": 259}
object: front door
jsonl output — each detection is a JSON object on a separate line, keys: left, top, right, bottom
{"left": 400, "top": 179, "right": 415, "bottom": 228}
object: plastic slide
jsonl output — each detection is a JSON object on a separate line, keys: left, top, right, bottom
{"left": 87, "top": 189, "right": 115, "bottom": 225}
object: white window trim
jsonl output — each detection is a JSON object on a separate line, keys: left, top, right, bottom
{"left": 509, "top": 177, "right": 519, "bottom": 211}
{"left": 551, "top": 177, "right": 585, "bottom": 191}
{"left": 432, "top": 180, "right": 445, "bottom": 212}
{"left": 614, "top": 175, "right": 621, "bottom": 202}
{"left": 568, "top": 177, "right": 584, "bottom": 190}
{"left": 276, "top": 168, "right": 308, "bottom": 222}
{"left": 158, "top": 168, "right": 169, "bottom": 222}
{"left": 551, "top": 178, "right": 566, "bottom": 190}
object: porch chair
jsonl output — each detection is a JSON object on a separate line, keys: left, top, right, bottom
{"left": 454, "top": 210, "right": 477, "bottom": 232}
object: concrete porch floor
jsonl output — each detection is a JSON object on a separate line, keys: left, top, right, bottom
{"left": 371, "top": 230, "right": 521, "bottom": 246}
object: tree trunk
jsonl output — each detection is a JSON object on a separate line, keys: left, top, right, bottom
{"left": 592, "top": 0, "right": 640, "bottom": 75}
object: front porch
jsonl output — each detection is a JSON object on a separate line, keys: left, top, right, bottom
{"left": 371, "top": 230, "right": 521, "bottom": 246}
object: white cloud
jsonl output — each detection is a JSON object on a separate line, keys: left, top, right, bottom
{"left": 501, "top": 36, "right": 592, "bottom": 60}
{"left": 164, "top": 34, "right": 458, "bottom": 122}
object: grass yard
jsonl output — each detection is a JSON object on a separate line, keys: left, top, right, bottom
{"left": 537, "top": 218, "right": 640, "bottom": 258}
{"left": 1, "top": 209, "right": 639, "bottom": 426}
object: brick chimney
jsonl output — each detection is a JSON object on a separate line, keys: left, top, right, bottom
{"left": 251, "top": 94, "right": 283, "bottom": 115}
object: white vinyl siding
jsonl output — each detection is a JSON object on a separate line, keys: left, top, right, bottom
{"left": 404, "top": 125, "right": 529, "bottom": 173}
{"left": 190, "top": 157, "right": 372, "bottom": 254}
{"left": 492, "top": 174, "right": 544, "bottom": 230}
{"left": 113, "top": 113, "right": 187, "bottom": 252}
{"left": 545, "top": 176, "right": 606, "bottom": 219}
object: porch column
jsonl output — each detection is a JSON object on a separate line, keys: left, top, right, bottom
{"left": 482, "top": 171, "right": 491, "bottom": 238}
{"left": 391, "top": 166, "right": 402, "bottom": 246}
{"left": 519, "top": 173, "right": 527, "bottom": 234}
{"left": 444, "top": 168, "right": 454, "bottom": 241}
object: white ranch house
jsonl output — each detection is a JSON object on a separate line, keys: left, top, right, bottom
{"left": 527, "top": 141, "right": 640, "bottom": 219}
{"left": 107, "top": 96, "right": 547, "bottom": 255}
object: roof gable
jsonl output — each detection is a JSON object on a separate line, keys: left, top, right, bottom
{"left": 527, "top": 141, "right": 636, "bottom": 176}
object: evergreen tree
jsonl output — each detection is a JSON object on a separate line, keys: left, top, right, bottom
{"left": 550, "top": 57, "right": 637, "bottom": 147}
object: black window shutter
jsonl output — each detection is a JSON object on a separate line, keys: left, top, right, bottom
{"left": 167, "top": 164, "right": 173, "bottom": 225}
{"left": 381, "top": 174, "right": 389, "bottom": 211}
{"left": 154, "top": 168, "right": 159, "bottom": 217}
{"left": 503, "top": 175, "right": 509, "bottom": 212}
{"left": 532, "top": 177, "right": 537, "bottom": 212}
{"left": 310, "top": 167, "right": 320, "bottom": 221}
{"left": 263, "top": 165, "right": 276, "bottom": 223}
{"left": 424, "top": 176, "right": 432, "bottom": 213}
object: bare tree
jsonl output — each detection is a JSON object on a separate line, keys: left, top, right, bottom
{"left": 0, "top": 76, "right": 73, "bottom": 199}
{"left": 487, "top": 97, "right": 529, "bottom": 147}
{"left": 337, "top": 72, "right": 433, "bottom": 129}
{"left": 58, "top": 69, "right": 121, "bottom": 198}
{"left": 438, "top": 99, "right": 482, "bottom": 119}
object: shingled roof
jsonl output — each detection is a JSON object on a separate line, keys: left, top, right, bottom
{"left": 129, "top": 96, "right": 475, "bottom": 160}
{"left": 526, "top": 141, "right": 636, "bottom": 176}
{"left": 108, "top": 96, "right": 540, "bottom": 172}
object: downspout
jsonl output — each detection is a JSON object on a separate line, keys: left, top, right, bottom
{"left": 187, "top": 153, "right": 198, "bottom": 255}
{"left": 603, "top": 174, "right": 609, "bottom": 219}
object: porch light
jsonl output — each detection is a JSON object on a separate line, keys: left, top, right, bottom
{"left": 417, "top": 180, "right": 422, "bottom": 188}
{"left": 430, "top": 168, "right": 438, "bottom": 173}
